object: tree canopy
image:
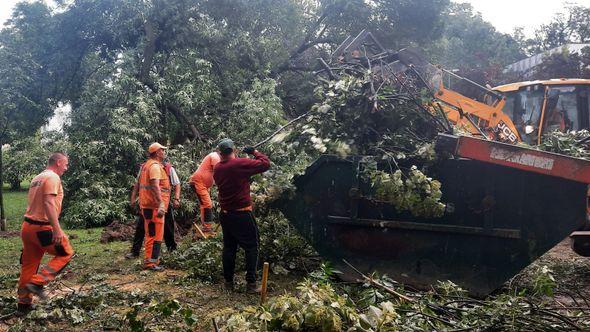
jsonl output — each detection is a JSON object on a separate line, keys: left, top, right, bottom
{"left": 1, "top": 0, "right": 589, "bottom": 226}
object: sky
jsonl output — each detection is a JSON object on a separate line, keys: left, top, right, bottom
{"left": 455, "top": 0, "right": 590, "bottom": 36}
{"left": 0, "top": 0, "right": 27, "bottom": 26}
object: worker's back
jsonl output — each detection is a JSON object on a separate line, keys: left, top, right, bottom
{"left": 213, "top": 152, "right": 270, "bottom": 211}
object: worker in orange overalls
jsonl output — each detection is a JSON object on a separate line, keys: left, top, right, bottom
{"left": 138, "top": 143, "right": 171, "bottom": 271}
{"left": 17, "top": 152, "right": 74, "bottom": 314}
{"left": 189, "top": 151, "right": 221, "bottom": 233}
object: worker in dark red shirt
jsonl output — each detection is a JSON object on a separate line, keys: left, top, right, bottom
{"left": 213, "top": 138, "right": 270, "bottom": 293}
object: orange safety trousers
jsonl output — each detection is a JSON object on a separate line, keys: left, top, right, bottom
{"left": 193, "top": 180, "right": 213, "bottom": 225}
{"left": 142, "top": 209, "right": 164, "bottom": 268}
{"left": 18, "top": 222, "right": 74, "bottom": 306}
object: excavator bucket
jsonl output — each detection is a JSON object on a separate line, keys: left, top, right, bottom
{"left": 277, "top": 134, "right": 590, "bottom": 296}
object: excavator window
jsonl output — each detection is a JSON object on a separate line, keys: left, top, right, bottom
{"left": 542, "top": 86, "right": 588, "bottom": 135}
{"left": 511, "top": 87, "right": 544, "bottom": 145}
{"left": 501, "top": 94, "right": 516, "bottom": 121}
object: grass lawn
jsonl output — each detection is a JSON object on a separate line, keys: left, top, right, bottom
{"left": 0, "top": 226, "right": 303, "bottom": 331}
{"left": 2, "top": 190, "right": 29, "bottom": 232}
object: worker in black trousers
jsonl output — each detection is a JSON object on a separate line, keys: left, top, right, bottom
{"left": 126, "top": 161, "right": 181, "bottom": 258}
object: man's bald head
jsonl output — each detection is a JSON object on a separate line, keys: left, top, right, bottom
{"left": 48, "top": 152, "right": 68, "bottom": 166}
{"left": 47, "top": 152, "right": 69, "bottom": 176}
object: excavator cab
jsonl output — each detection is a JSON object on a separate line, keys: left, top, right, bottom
{"left": 495, "top": 80, "right": 590, "bottom": 145}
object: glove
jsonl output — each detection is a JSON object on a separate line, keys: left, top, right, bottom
{"left": 242, "top": 146, "right": 256, "bottom": 155}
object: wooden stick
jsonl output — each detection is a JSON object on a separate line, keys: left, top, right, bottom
{"left": 260, "top": 262, "right": 270, "bottom": 305}
{"left": 193, "top": 222, "right": 207, "bottom": 239}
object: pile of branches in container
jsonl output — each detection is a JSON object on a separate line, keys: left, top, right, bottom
{"left": 539, "top": 129, "right": 590, "bottom": 159}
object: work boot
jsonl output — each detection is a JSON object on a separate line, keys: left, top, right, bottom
{"left": 25, "top": 283, "right": 47, "bottom": 300}
{"left": 125, "top": 252, "right": 139, "bottom": 259}
{"left": 145, "top": 265, "right": 164, "bottom": 272}
{"left": 223, "top": 281, "right": 234, "bottom": 291}
{"left": 201, "top": 222, "right": 213, "bottom": 234}
{"left": 16, "top": 303, "right": 35, "bottom": 316}
{"left": 246, "top": 282, "right": 261, "bottom": 294}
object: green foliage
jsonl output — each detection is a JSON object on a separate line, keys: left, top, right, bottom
{"left": 226, "top": 78, "right": 285, "bottom": 145}
{"left": 531, "top": 47, "right": 590, "bottom": 80}
{"left": 369, "top": 166, "right": 446, "bottom": 218}
{"left": 308, "top": 262, "right": 340, "bottom": 285}
{"left": 427, "top": 3, "right": 524, "bottom": 73}
{"left": 167, "top": 235, "right": 224, "bottom": 283}
{"left": 219, "top": 276, "right": 590, "bottom": 331}
{"left": 21, "top": 283, "right": 135, "bottom": 326}
{"left": 531, "top": 265, "right": 557, "bottom": 297}
{"left": 256, "top": 209, "right": 314, "bottom": 268}
{"left": 526, "top": 4, "right": 590, "bottom": 54}
{"left": 4, "top": 281, "right": 198, "bottom": 331}
{"left": 125, "top": 299, "right": 197, "bottom": 332}
{"left": 220, "top": 280, "right": 356, "bottom": 332}
{"left": 288, "top": 72, "right": 441, "bottom": 159}
{"left": 62, "top": 73, "right": 160, "bottom": 228}
{"left": 539, "top": 130, "right": 590, "bottom": 159}
{"left": 3, "top": 135, "right": 47, "bottom": 190}
{"left": 167, "top": 210, "right": 313, "bottom": 282}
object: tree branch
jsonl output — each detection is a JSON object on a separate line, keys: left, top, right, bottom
{"left": 139, "top": 17, "right": 158, "bottom": 84}
{"left": 165, "top": 104, "right": 204, "bottom": 142}
{"left": 272, "top": 4, "right": 337, "bottom": 76}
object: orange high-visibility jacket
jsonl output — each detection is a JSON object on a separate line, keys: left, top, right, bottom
{"left": 189, "top": 152, "right": 221, "bottom": 189}
{"left": 138, "top": 158, "right": 171, "bottom": 210}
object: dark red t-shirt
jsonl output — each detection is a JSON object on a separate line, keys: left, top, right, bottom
{"left": 213, "top": 151, "right": 270, "bottom": 211}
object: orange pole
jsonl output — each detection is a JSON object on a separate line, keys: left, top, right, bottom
{"left": 260, "top": 262, "right": 270, "bottom": 304}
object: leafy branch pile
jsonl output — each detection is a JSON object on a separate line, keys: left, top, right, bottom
{"left": 369, "top": 166, "right": 445, "bottom": 218}
{"left": 270, "top": 49, "right": 449, "bottom": 217}
{"left": 539, "top": 129, "right": 590, "bottom": 159}
{"left": 217, "top": 269, "right": 590, "bottom": 331}
{"left": 3, "top": 283, "right": 198, "bottom": 331}
{"left": 166, "top": 235, "right": 224, "bottom": 283}
{"left": 167, "top": 209, "right": 314, "bottom": 282}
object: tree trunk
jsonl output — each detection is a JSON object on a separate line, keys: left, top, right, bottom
{"left": 10, "top": 179, "right": 21, "bottom": 191}
{"left": 0, "top": 144, "right": 6, "bottom": 231}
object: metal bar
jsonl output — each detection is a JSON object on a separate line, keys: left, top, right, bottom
{"left": 327, "top": 215, "right": 521, "bottom": 239}
{"left": 318, "top": 57, "right": 338, "bottom": 80}
{"left": 440, "top": 68, "right": 504, "bottom": 100}
{"left": 331, "top": 35, "right": 353, "bottom": 60}
{"left": 350, "top": 159, "right": 361, "bottom": 221}
{"left": 456, "top": 102, "right": 490, "bottom": 140}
